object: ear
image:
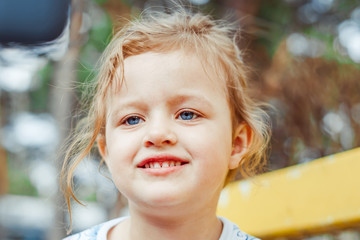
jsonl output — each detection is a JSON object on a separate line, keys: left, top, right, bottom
{"left": 229, "top": 123, "right": 252, "bottom": 170}
{"left": 97, "top": 135, "right": 107, "bottom": 160}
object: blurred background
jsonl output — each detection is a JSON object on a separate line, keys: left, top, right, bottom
{"left": 0, "top": 0, "right": 359, "bottom": 239}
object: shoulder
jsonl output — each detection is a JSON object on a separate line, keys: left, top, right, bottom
{"left": 63, "top": 217, "right": 128, "bottom": 240}
{"left": 219, "top": 217, "right": 261, "bottom": 240}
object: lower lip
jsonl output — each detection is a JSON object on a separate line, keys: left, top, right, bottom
{"left": 139, "top": 165, "right": 186, "bottom": 176}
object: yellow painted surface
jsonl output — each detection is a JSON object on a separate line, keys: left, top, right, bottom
{"left": 217, "top": 148, "right": 360, "bottom": 239}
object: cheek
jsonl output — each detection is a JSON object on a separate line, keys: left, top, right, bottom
{"left": 105, "top": 131, "right": 138, "bottom": 169}
{"left": 188, "top": 127, "right": 232, "bottom": 190}
{"left": 186, "top": 124, "right": 233, "bottom": 164}
{"left": 107, "top": 127, "right": 141, "bottom": 150}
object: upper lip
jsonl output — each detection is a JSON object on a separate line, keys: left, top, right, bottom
{"left": 136, "top": 154, "right": 189, "bottom": 168}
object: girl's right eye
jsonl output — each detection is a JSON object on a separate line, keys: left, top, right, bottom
{"left": 122, "top": 116, "right": 143, "bottom": 126}
{"left": 178, "top": 111, "right": 197, "bottom": 120}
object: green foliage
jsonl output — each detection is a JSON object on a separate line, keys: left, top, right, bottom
{"left": 85, "top": 192, "right": 97, "bottom": 202}
{"left": 257, "top": 1, "right": 293, "bottom": 57}
{"left": 259, "top": 1, "right": 292, "bottom": 25}
{"left": 94, "top": 0, "right": 108, "bottom": 5}
{"left": 337, "top": 0, "right": 360, "bottom": 12}
{"left": 121, "top": 0, "right": 132, "bottom": 7}
{"left": 77, "top": 8, "right": 113, "bottom": 97}
{"left": 77, "top": 44, "right": 98, "bottom": 94}
{"left": 8, "top": 167, "right": 38, "bottom": 197}
{"left": 88, "top": 12, "right": 113, "bottom": 52}
{"left": 302, "top": 27, "right": 360, "bottom": 67}
{"left": 30, "top": 63, "right": 53, "bottom": 112}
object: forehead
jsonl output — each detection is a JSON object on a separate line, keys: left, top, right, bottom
{"left": 121, "top": 50, "right": 227, "bottom": 94}
{"left": 104, "top": 50, "right": 230, "bottom": 112}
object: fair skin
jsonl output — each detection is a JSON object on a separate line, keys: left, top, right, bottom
{"left": 98, "top": 50, "right": 250, "bottom": 240}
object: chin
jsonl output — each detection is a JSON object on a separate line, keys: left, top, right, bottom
{"left": 131, "top": 189, "right": 190, "bottom": 209}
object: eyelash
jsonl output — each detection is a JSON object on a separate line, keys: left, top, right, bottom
{"left": 121, "top": 115, "right": 144, "bottom": 126}
{"left": 119, "top": 109, "right": 201, "bottom": 126}
{"left": 176, "top": 110, "right": 200, "bottom": 121}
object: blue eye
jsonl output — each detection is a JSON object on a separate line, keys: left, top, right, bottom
{"left": 125, "top": 116, "right": 142, "bottom": 125}
{"left": 179, "top": 111, "right": 197, "bottom": 120}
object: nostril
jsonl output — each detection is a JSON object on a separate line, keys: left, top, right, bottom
{"left": 144, "top": 140, "right": 154, "bottom": 148}
{"left": 143, "top": 131, "right": 177, "bottom": 147}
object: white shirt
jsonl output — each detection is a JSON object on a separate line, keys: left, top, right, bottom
{"left": 63, "top": 216, "right": 260, "bottom": 240}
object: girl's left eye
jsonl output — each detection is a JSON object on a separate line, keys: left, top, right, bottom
{"left": 178, "top": 111, "right": 198, "bottom": 120}
{"left": 123, "top": 116, "right": 143, "bottom": 125}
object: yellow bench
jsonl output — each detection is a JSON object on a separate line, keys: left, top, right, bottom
{"left": 217, "top": 148, "right": 360, "bottom": 239}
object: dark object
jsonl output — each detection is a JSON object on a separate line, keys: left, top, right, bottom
{"left": 0, "top": 0, "right": 71, "bottom": 45}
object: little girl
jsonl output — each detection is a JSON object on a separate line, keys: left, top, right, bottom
{"left": 62, "top": 6, "right": 270, "bottom": 240}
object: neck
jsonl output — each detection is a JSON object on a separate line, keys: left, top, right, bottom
{"left": 109, "top": 203, "right": 223, "bottom": 240}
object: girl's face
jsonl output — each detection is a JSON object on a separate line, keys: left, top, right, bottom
{"left": 99, "top": 50, "right": 245, "bottom": 215}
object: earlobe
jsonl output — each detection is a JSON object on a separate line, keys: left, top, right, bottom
{"left": 229, "top": 123, "right": 252, "bottom": 170}
{"left": 97, "top": 135, "right": 107, "bottom": 160}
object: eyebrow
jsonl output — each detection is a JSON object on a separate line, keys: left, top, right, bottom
{"left": 108, "top": 98, "right": 147, "bottom": 122}
{"left": 166, "top": 94, "right": 213, "bottom": 109}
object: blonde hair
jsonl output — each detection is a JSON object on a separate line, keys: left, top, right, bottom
{"left": 61, "top": 7, "right": 270, "bottom": 229}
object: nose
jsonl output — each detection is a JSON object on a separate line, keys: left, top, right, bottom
{"left": 143, "top": 118, "right": 177, "bottom": 148}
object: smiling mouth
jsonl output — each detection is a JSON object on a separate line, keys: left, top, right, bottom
{"left": 137, "top": 156, "right": 189, "bottom": 169}
{"left": 142, "top": 161, "right": 186, "bottom": 169}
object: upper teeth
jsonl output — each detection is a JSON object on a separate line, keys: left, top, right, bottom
{"left": 144, "top": 161, "right": 182, "bottom": 168}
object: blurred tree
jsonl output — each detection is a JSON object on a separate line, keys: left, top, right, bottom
{"left": 261, "top": 40, "right": 360, "bottom": 169}
{"left": 0, "top": 146, "right": 8, "bottom": 195}
{"left": 48, "top": 0, "right": 85, "bottom": 238}
{"left": 0, "top": 92, "right": 8, "bottom": 196}
{"left": 249, "top": 0, "right": 360, "bottom": 170}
